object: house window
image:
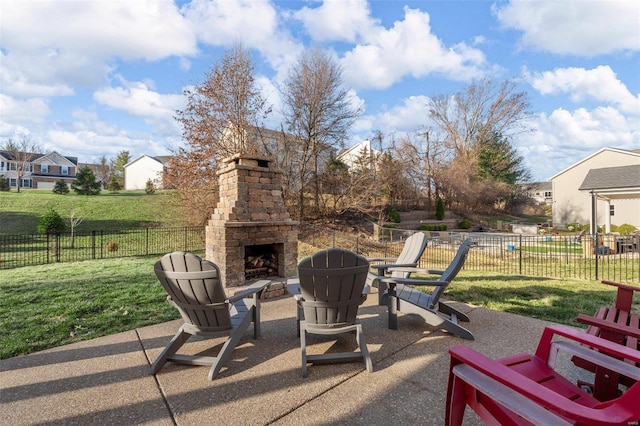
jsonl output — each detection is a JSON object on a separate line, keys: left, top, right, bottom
{"left": 1, "top": 161, "right": 4, "bottom": 171}
{"left": 544, "top": 191, "right": 552, "bottom": 197}
{"left": 9, "top": 162, "right": 16, "bottom": 171}
{"left": 9, "top": 178, "right": 16, "bottom": 187}
{"left": 41, "top": 164, "right": 49, "bottom": 173}
{"left": 61, "top": 166, "right": 69, "bottom": 175}
{"left": 610, "top": 205, "right": 615, "bottom": 216}
{"left": 21, "top": 179, "right": 32, "bottom": 188}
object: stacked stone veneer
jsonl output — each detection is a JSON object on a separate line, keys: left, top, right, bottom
{"left": 206, "top": 154, "right": 298, "bottom": 288}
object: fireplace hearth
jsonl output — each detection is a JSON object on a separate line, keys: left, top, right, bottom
{"left": 206, "top": 154, "right": 298, "bottom": 289}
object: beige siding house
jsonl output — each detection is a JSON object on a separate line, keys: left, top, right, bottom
{"left": 124, "top": 155, "right": 169, "bottom": 190}
{"left": 0, "top": 150, "right": 77, "bottom": 189}
{"left": 550, "top": 147, "right": 640, "bottom": 231}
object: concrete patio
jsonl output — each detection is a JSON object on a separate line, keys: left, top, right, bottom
{"left": 0, "top": 289, "right": 560, "bottom": 425}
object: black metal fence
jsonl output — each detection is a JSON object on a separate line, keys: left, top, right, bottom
{"left": 300, "top": 225, "right": 640, "bottom": 284}
{"left": 1, "top": 225, "right": 638, "bottom": 283}
{"left": 0, "top": 227, "right": 205, "bottom": 269}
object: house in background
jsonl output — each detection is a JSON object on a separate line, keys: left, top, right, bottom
{"left": 0, "top": 150, "right": 77, "bottom": 189}
{"left": 336, "top": 140, "right": 381, "bottom": 169}
{"left": 124, "top": 155, "right": 171, "bottom": 190}
{"left": 523, "top": 181, "right": 553, "bottom": 205}
{"left": 550, "top": 147, "right": 640, "bottom": 231}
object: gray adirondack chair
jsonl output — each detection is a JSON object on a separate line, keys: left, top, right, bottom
{"left": 150, "top": 252, "right": 270, "bottom": 380}
{"left": 297, "top": 248, "right": 373, "bottom": 377}
{"left": 367, "top": 231, "right": 428, "bottom": 305}
{"left": 377, "top": 238, "right": 474, "bottom": 339}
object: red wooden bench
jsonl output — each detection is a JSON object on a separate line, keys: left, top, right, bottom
{"left": 574, "top": 280, "right": 640, "bottom": 401}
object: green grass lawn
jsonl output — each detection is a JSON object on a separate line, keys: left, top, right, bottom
{"left": 2, "top": 256, "right": 635, "bottom": 360}
{"left": 0, "top": 190, "right": 185, "bottom": 235}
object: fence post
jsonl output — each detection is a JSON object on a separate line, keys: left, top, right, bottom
{"left": 519, "top": 234, "right": 522, "bottom": 275}
{"left": 184, "top": 227, "right": 188, "bottom": 251}
{"left": 92, "top": 230, "right": 96, "bottom": 259}
{"left": 594, "top": 233, "right": 599, "bottom": 280}
{"left": 46, "top": 233, "right": 50, "bottom": 264}
{"left": 146, "top": 228, "right": 149, "bottom": 255}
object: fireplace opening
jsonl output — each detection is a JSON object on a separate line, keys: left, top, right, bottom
{"left": 244, "top": 244, "right": 281, "bottom": 281}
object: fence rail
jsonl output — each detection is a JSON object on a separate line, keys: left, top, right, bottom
{"left": 1, "top": 225, "right": 638, "bottom": 283}
{"left": 299, "top": 225, "right": 640, "bottom": 284}
{"left": 0, "top": 227, "right": 205, "bottom": 269}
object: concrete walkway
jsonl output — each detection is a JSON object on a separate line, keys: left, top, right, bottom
{"left": 0, "top": 291, "right": 558, "bottom": 425}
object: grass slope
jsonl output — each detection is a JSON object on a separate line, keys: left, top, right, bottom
{"left": 0, "top": 190, "right": 185, "bottom": 235}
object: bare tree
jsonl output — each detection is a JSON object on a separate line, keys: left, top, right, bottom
{"left": 68, "top": 209, "right": 84, "bottom": 248}
{"left": 281, "top": 48, "right": 361, "bottom": 221}
{"left": 169, "top": 43, "right": 271, "bottom": 225}
{"left": 428, "top": 78, "right": 533, "bottom": 212}
{"left": 1, "top": 137, "right": 43, "bottom": 192}
{"left": 94, "top": 155, "right": 112, "bottom": 189}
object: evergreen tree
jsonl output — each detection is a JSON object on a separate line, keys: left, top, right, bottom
{"left": 37, "top": 208, "right": 66, "bottom": 235}
{"left": 52, "top": 180, "right": 69, "bottom": 194}
{"left": 0, "top": 175, "right": 9, "bottom": 191}
{"left": 72, "top": 166, "right": 101, "bottom": 195}
{"left": 435, "top": 197, "right": 445, "bottom": 220}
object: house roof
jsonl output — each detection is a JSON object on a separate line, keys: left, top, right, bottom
{"left": 124, "top": 154, "right": 171, "bottom": 168}
{"left": 549, "top": 147, "right": 640, "bottom": 180}
{"left": 579, "top": 164, "right": 640, "bottom": 200}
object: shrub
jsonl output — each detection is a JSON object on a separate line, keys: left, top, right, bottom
{"left": 108, "top": 180, "right": 121, "bottom": 192}
{"left": 0, "top": 175, "right": 9, "bottom": 191}
{"left": 388, "top": 207, "right": 401, "bottom": 223}
{"left": 145, "top": 179, "right": 156, "bottom": 194}
{"left": 52, "top": 180, "right": 69, "bottom": 194}
{"left": 458, "top": 219, "right": 473, "bottom": 229}
{"left": 106, "top": 241, "right": 119, "bottom": 252}
{"left": 37, "top": 208, "right": 66, "bottom": 235}
{"left": 616, "top": 223, "right": 637, "bottom": 234}
{"left": 435, "top": 198, "right": 445, "bottom": 220}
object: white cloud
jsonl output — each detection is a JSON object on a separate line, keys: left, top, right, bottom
{"left": 0, "top": 0, "right": 196, "bottom": 98}
{"left": 527, "top": 66, "right": 640, "bottom": 115}
{"left": 93, "top": 79, "right": 185, "bottom": 122}
{"left": 1, "top": 0, "right": 196, "bottom": 60}
{"left": 295, "top": 0, "right": 379, "bottom": 43}
{"left": 516, "top": 106, "right": 640, "bottom": 180}
{"left": 183, "top": 0, "right": 303, "bottom": 74}
{"left": 0, "top": 94, "right": 50, "bottom": 136}
{"left": 340, "top": 7, "right": 487, "bottom": 89}
{"left": 376, "top": 96, "right": 430, "bottom": 131}
{"left": 494, "top": 1, "right": 640, "bottom": 56}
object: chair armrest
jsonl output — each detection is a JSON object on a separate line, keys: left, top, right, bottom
{"left": 536, "top": 324, "right": 640, "bottom": 365}
{"left": 228, "top": 280, "right": 270, "bottom": 303}
{"left": 601, "top": 280, "right": 640, "bottom": 293}
{"left": 576, "top": 313, "right": 640, "bottom": 340}
{"left": 367, "top": 257, "right": 398, "bottom": 263}
{"left": 448, "top": 344, "right": 627, "bottom": 424}
{"left": 370, "top": 262, "right": 417, "bottom": 272}
{"left": 377, "top": 276, "right": 448, "bottom": 287}
{"left": 385, "top": 267, "right": 444, "bottom": 276}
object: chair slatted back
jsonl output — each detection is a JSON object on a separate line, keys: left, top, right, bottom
{"left": 391, "top": 232, "right": 428, "bottom": 279}
{"left": 431, "top": 238, "right": 472, "bottom": 306}
{"left": 298, "top": 248, "right": 369, "bottom": 327}
{"left": 154, "top": 252, "right": 232, "bottom": 331}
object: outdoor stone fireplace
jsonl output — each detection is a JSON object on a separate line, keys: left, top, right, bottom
{"left": 206, "top": 154, "right": 298, "bottom": 293}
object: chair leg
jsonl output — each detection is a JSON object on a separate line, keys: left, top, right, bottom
{"left": 150, "top": 328, "right": 191, "bottom": 375}
{"left": 300, "top": 320, "right": 307, "bottom": 378}
{"left": 208, "top": 309, "right": 255, "bottom": 380}
{"left": 356, "top": 323, "right": 373, "bottom": 373}
{"left": 445, "top": 374, "right": 468, "bottom": 426}
{"left": 296, "top": 300, "right": 303, "bottom": 338}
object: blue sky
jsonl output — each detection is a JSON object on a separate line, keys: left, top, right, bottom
{"left": 1, "top": 0, "right": 638, "bottom": 181}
